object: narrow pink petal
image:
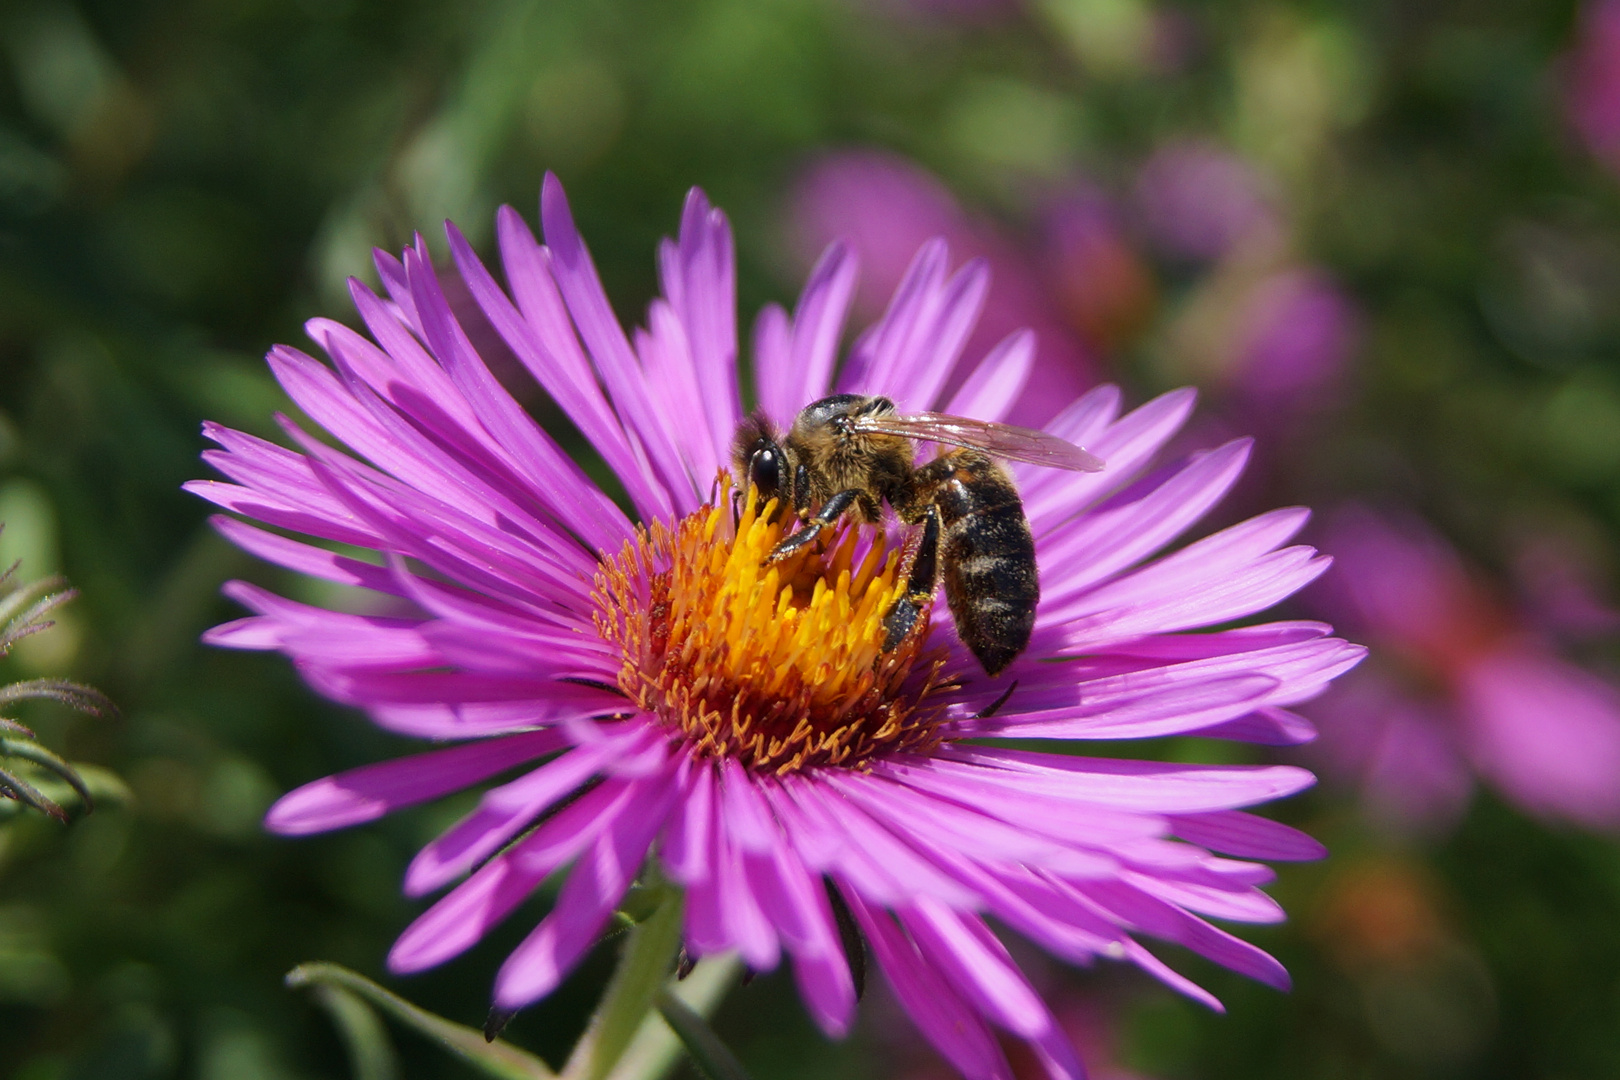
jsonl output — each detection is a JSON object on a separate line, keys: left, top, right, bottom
{"left": 1198, "top": 706, "right": 1320, "bottom": 745}
{"left": 1043, "top": 383, "right": 1122, "bottom": 449}
{"left": 387, "top": 777, "right": 644, "bottom": 972}
{"left": 898, "top": 900, "right": 1051, "bottom": 1038}
{"left": 1168, "top": 810, "right": 1327, "bottom": 862}
{"left": 713, "top": 815, "right": 781, "bottom": 971}
{"left": 841, "top": 888, "right": 1015, "bottom": 1080}
{"left": 1077, "top": 880, "right": 1290, "bottom": 989}
{"left": 936, "top": 748, "right": 1317, "bottom": 812}
{"left": 961, "top": 675, "right": 1279, "bottom": 741}
{"left": 494, "top": 771, "right": 677, "bottom": 1007}
{"left": 660, "top": 189, "right": 742, "bottom": 454}
{"left": 719, "top": 759, "right": 783, "bottom": 853}
{"left": 785, "top": 241, "right": 858, "bottom": 415}
{"left": 1121, "top": 870, "right": 1285, "bottom": 924}
{"left": 216, "top": 581, "right": 438, "bottom": 665}
{"left": 1037, "top": 441, "right": 1254, "bottom": 603}
{"left": 837, "top": 239, "right": 949, "bottom": 396}
{"left": 751, "top": 303, "right": 797, "bottom": 422}
{"left": 824, "top": 771, "right": 1102, "bottom": 875}
{"left": 944, "top": 330, "right": 1034, "bottom": 422}
{"left": 206, "top": 518, "right": 401, "bottom": 595}
{"left": 410, "top": 237, "right": 634, "bottom": 551}
{"left": 876, "top": 757, "right": 1164, "bottom": 847}
{"left": 482, "top": 207, "right": 673, "bottom": 522}
{"left": 1122, "top": 939, "right": 1224, "bottom": 1011}
{"left": 782, "top": 777, "right": 980, "bottom": 906}
{"left": 541, "top": 174, "right": 698, "bottom": 510}
{"left": 1048, "top": 547, "right": 1333, "bottom": 650}
{"left": 661, "top": 759, "right": 716, "bottom": 884}
{"left": 740, "top": 834, "right": 855, "bottom": 1035}
{"left": 266, "top": 730, "right": 567, "bottom": 835}
{"left": 403, "top": 738, "right": 626, "bottom": 896}
{"left": 1023, "top": 387, "right": 1197, "bottom": 533}
{"left": 894, "top": 257, "right": 992, "bottom": 413}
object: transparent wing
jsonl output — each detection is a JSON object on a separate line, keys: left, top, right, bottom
{"left": 850, "top": 411, "right": 1105, "bottom": 471}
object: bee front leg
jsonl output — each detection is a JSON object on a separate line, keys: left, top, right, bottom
{"left": 765, "top": 488, "right": 861, "bottom": 563}
{"left": 882, "top": 504, "right": 940, "bottom": 651}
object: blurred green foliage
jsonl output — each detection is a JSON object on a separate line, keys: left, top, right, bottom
{"left": 3, "top": 0, "right": 1620, "bottom": 1078}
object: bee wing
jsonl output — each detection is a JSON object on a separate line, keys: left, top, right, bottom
{"left": 851, "top": 412, "right": 1105, "bottom": 471}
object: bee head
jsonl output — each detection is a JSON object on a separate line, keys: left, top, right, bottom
{"left": 732, "top": 412, "right": 784, "bottom": 504}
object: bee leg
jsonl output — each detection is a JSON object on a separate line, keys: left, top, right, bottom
{"left": 766, "top": 488, "right": 861, "bottom": 562}
{"left": 882, "top": 504, "right": 940, "bottom": 651}
{"left": 794, "top": 463, "right": 812, "bottom": 518}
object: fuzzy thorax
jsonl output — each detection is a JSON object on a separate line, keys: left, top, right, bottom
{"left": 592, "top": 475, "right": 949, "bottom": 774}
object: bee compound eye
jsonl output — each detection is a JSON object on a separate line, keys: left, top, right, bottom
{"left": 748, "top": 447, "right": 781, "bottom": 496}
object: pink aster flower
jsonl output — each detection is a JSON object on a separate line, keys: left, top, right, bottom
{"left": 192, "top": 174, "right": 1360, "bottom": 1078}
{"left": 1132, "top": 139, "right": 1281, "bottom": 264}
{"left": 790, "top": 149, "right": 1097, "bottom": 426}
{"left": 1565, "top": 0, "right": 1620, "bottom": 175}
{"left": 1311, "top": 506, "right": 1620, "bottom": 833}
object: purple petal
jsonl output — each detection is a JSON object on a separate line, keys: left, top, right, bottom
{"left": 898, "top": 900, "right": 1052, "bottom": 1038}
{"left": 779, "top": 241, "right": 859, "bottom": 419}
{"left": 541, "top": 174, "right": 699, "bottom": 511}
{"left": 266, "top": 730, "right": 567, "bottom": 836}
{"left": 1169, "top": 810, "right": 1326, "bottom": 862}
{"left": 1198, "top": 705, "right": 1320, "bottom": 746}
{"left": 403, "top": 734, "right": 644, "bottom": 896}
{"left": 481, "top": 207, "right": 674, "bottom": 522}
{"left": 1037, "top": 441, "right": 1254, "bottom": 605}
{"left": 837, "top": 239, "right": 949, "bottom": 397}
{"left": 659, "top": 188, "right": 742, "bottom": 456}
{"left": 494, "top": 769, "right": 677, "bottom": 1007}
{"left": 388, "top": 776, "right": 647, "bottom": 973}
{"left": 1076, "top": 879, "right": 1290, "bottom": 990}
{"left": 937, "top": 748, "right": 1316, "bottom": 812}
{"left": 841, "top": 889, "right": 1015, "bottom": 1080}
{"left": 751, "top": 303, "right": 796, "bottom": 422}
{"left": 206, "top": 518, "right": 401, "bottom": 595}
{"left": 1022, "top": 387, "right": 1197, "bottom": 533}
{"left": 944, "top": 330, "right": 1034, "bottom": 422}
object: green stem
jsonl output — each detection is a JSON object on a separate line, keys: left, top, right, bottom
{"left": 606, "top": 957, "right": 740, "bottom": 1080}
{"left": 654, "top": 988, "right": 755, "bottom": 1080}
{"left": 564, "top": 887, "right": 687, "bottom": 1080}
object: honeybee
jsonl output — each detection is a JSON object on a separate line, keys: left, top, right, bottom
{"left": 732, "top": 394, "right": 1103, "bottom": 676}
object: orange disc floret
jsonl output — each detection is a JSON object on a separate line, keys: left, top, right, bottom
{"left": 593, "top": 475, "right": 950, "bottom": 774}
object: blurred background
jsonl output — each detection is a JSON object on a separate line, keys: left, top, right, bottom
{"left": 4, "top": 0, "right": 1620, "bottom": 1076}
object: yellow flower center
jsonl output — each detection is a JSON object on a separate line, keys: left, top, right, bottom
{"left": 592, "top": 475, "right": 951, "bottom": 774}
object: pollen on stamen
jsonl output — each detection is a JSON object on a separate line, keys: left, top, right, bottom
{"left": 592, "top": 474, "right": 951, "bottom": 774}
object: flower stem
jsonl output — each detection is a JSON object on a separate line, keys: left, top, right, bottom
{"left": 564, "top": 886, "right": 687, "bottom": 1080}
{"left": 654, "top": 989, "right": 754, "bottom": 1080}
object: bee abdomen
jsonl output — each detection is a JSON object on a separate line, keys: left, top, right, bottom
{"left": 934, "top": 467, "right": 1038, "bottom": 676}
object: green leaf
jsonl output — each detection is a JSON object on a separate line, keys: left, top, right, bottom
{"left": 655, "top": 987, "right": 754, "bottom": 1080}
{"left": 286, "top": 962, "right": 556, "bottom": 1080}
{"left": 307, "top": 981, "right": 401, "bottom": 1080}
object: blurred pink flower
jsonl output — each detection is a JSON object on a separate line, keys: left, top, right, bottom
{"left": 1512, "top": 529, "right": 1620, "bottom": 640}
{"left": 1039, "top": 185, "right": 1158, "bottom": 353}
{"left": 1565, "top": 0, "right": 1620, "bottom": 174}
{"left": 1311, "top": 506, "right": 1620, "bottom": 832}
{"left": 789, "top": 149, "right": 1098, "bottom": 425}
{"left": 1226, "top": 267, "right": 1358, "bottom": 415}
{"left": 1132, "top": 139, "right": 1280, "bottom": 263}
